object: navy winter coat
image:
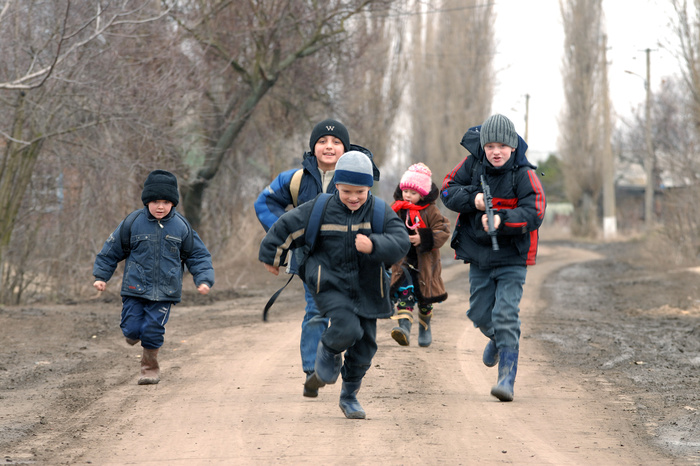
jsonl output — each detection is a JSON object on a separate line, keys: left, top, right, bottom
{"left": 254, "top": 144, "right": 379, "bottom": 232}
{"left": 93, "top": 207, "right": 215, "bottom": 302}
{"left": 258, "top": 193, "right": 410, "bottom": 319}
{"left": 441, "top": 125, "right": 546, "bottom": 268}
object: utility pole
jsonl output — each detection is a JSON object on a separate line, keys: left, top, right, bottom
{"left": 524, "top": 93, "right": 530, "bottom": 142}
{"left": 601, "top": 35, "right": 616, "bottom": 239}
{"left": 643, "top": 48, "right": 654, "bottom": 231}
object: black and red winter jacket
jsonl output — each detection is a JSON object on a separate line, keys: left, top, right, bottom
{"left": 440, "top": 125, "right": 546, "bottom": 267}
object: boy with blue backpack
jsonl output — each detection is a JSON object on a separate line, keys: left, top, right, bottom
{"left": 93, "top": 169, "right": 215, "bottom": 385}
{"left": 259, "top": 152, "right": 410, "bottom": 419}
{"left": 254, "top": 119, "right": 379, "bottom": 398}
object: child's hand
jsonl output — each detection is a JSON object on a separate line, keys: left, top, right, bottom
{"left": 93, "top": 280, "right": 106, "bottom": 292}
{"left": 409, "top": 233, "right": 421, "bottom": 246}
{"left": 197, "top": 283, "right": 210, "bottom": 295}
{"left": 481, "top": 213, "right": 501, "bottom": 232}
{"left": 264, "top": 263, "right": 280, "bottom": 275}
{"left": 355, "top": 233, "right": 373, "bottom": 254}
{"left": 475, "top": 192, "right": 486, "bottom": 211}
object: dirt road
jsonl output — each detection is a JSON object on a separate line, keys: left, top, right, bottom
{"left": 1, "top": 241, "right": 698, "bottom": 465}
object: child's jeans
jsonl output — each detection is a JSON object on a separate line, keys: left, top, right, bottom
{"left": 300, "top": 283, "right": 329, "bottom": 373}
{"left": 466, "top": 264, "right": 526, "bottom": 350}
{"left": 121, "top": 297, "right": 171, "bottom": 349}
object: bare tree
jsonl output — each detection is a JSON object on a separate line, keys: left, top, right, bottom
{"left": 162, "top": 0, "right": 395, "bottom": 229}
{"left": 558, "top": 0, "right": 604, "bottom": 237}
{"left": 0, "top": 1, "right": 170, "bottom": 303}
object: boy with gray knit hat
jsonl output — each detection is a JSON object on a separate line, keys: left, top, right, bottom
{"left": 259, "top": 151, "right": 410, "bottom": 419}
{"left": 440, "top": 114, "right": 546, "bottom": 402}
{"left": 93, "top": 169, "right": 214, "bottom": 385}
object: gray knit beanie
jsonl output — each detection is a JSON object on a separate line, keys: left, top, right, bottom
{"left": 480, "top": 114, "right": 519, "bottom": 149}
{"left": 334, "top": 151, "right": 374, "bottom": 187}
{"left": 309, "top": 119, "right": 350, "bottom": 153}
{"left": 141, "top": 169, "right": 179, "bottom": 206}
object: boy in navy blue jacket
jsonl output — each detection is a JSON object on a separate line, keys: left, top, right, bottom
{"left": 259, "top": 152, "right": 410, "bottom": 419}
{"left": 254, "top": 119, "right": 379, "bottom": 398}
{"left": 93, "top": 170, "right": 215, "bottom": 385}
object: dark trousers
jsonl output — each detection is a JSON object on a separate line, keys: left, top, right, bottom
{"left": 121, "top": 296, "right": 171, "bottom": 349}
{"left": 321, "top": 309, "right": 377, "bottom": 383}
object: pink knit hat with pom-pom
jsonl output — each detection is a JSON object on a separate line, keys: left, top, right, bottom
{"left": 400, "top": 163, "right": 433, "bottom": 197}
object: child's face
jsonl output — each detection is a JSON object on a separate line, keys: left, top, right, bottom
{"left": 314, "top": 135, "right": 345, "bottom": 172}
{"left": 402, "top": 189, "right": 422, "bottom": 204}
{"left": 483, "top": 142, "right": 513, "bottom": 168}
{"left": 336, "top": 184, "right": 370, "bottom": 211}
{"left": 148, "top": 200, "right": 173, "bottom": 219}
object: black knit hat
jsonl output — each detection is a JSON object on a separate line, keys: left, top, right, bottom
{"left": 141, "top": 169, "right": 179, "bottom": 206}
{"left": 480, "top": 114, "right": 519, "bottom": 149}
{"left": 309, "top": 119, "right": 350, "bottom": 153}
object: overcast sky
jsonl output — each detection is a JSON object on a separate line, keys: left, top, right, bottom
{"left": 491, "top": 0, "right": 680, "bottom": 162}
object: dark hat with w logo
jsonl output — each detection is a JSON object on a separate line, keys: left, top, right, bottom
{"left": 309, "top": 119, "right": 350, "bottom": 153}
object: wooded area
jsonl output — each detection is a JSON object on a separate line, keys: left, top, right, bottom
{"left": 1, "top": 0, "right": 699, "bottom": 304}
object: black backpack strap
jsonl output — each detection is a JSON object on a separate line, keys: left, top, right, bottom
{"left": 120, "top": 209, "right": 143, "bottom": 255}
{"left": 263, "top": 193, "right": 331, "bottom": 322}
{"left": 174, "top": 212, "right": 194, "bottom": 262}
{"left": 305, "top": 193, "right": 332, "bottom": 252}
{"left": 371, "top": 196, "right": 386, "bottom": 234}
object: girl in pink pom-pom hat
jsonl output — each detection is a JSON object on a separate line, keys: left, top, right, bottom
{"left": 388, "top": 162, "right": 451, "bottom": 347}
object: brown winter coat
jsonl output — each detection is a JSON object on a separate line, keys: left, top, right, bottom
{"left": 389, "top": 183, "right": 450, "bottom": 304}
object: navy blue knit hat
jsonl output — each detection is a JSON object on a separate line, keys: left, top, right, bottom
{"left": 141, "top": 169, "right": 179, "bottom": 206}
{"left": 309, "top": 119, "right": 350, "bottom": 153}
{"left": 334, "top": 151, "right": 374, "bottom": 187}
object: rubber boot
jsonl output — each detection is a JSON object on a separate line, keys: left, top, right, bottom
{"left": 482, "top": 339, "right": 498, "bottom": 367}
{"left": 304, "top": 342, "right": 343, "bottom": 393}
{"left": 390, "top": 309, "right": 413, "bottom": 346}
{"left": 138, "top": 348, "right": 160, "bottom": 385}
{"left": 125, "top": 337, "right": 140, "bottom": 346}
{"left": 491, "top": 347, "right": 518, "bottom": 401}
{"left": 418, "top": 312, "right": 432, "bottom": 347}
{"left": 339, "top": 381, "right": 366, "bottom": 419}
{"left": 303, "top": 371, "right": 320, "bottom": 398}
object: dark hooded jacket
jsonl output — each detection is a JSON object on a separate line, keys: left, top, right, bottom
{"left": 389, "top": 182, "right": 450, "bottom": 303}
{"left": 440, "top": 125, "right": 546, "bottom": 267}
{"left": 258, "top": 192, "right": 410, "bottom": 319}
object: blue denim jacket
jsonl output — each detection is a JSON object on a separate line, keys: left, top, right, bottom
{"left": 93, "top": 207, "right": 214, "bottom": 302}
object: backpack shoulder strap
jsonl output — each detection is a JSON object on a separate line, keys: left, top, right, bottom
{"left": 120, "top": 209, "right": 144, "bottom": 255}
{"left": 305, "top": 193, "right": 332, "bottom": 251}
{"left": 174, "top": 212, "right": 194, "bottom": 261}
{"left": 371, "top": 196, "right": 386, "bottom": 234}
{"left": 290, "top": 169, "right": 304, "bottom": 207}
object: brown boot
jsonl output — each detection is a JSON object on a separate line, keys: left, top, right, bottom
{"left": 125, "top": 337, "right": 140, "bottom": 346}
{"left": 138, "top": 348, "right": 160, "bottom": 385}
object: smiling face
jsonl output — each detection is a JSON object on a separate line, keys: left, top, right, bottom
{"left": 336, "top": 183, "right": 370, "bottom": 211}
{"left": 483, "top": 142, "right": 514, "bottom": 168}
{"left": 315, "top": 135, "right": 345, "bottom": 172}
{"left": 147, "top": 200, "right": 173, "bottom": 219}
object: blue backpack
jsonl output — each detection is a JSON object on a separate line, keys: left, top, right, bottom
{"left": 262, "top": 193, "right": 387, "bottom": 321}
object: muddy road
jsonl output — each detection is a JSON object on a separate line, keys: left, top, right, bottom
{"left": 1, "top": 237, "right": 699, "bottom": 465}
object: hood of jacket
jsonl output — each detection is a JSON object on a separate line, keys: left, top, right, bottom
{"left": 459, "top": 125, "right": 536, "bottom": 171}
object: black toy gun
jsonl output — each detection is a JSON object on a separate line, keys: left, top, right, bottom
{"left": 480, "top": 175, "right": 499, "bottom": 251}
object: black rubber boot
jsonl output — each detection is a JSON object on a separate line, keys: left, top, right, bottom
{"left": 303, "top": 371, "right": 321, "bottom": 398}
{"left": 390, "top": 309, "right": 413, "bottom": 346}
{"left": 314, "top": 342, "right": 342, "bottom": 385}
{"left": 339, "top": 381, "right": 366, "bottom": 419}
{"left": 418, "top": 312, "right": 432, "bottom": 347}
